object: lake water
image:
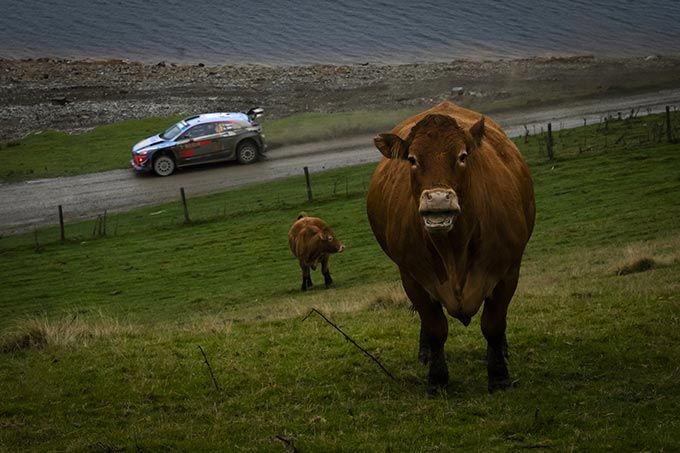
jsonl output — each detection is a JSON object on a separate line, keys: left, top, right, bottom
{"left": 1, "top": 0, "right": 679, "bottom": 65}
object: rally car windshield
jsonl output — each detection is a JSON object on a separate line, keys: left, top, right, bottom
{"left": 160, "top": 123, "right": 183, "bottom": 140}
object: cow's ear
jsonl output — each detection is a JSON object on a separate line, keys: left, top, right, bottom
{"left": 374, "top": 133, "right": 408, "bottom": 159}
{"left": 469, "top": 116, "right": 485, "bottom": 147}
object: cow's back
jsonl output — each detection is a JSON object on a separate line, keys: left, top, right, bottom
{"left": 391, "top": 101, "right": 495, "bottom": 137}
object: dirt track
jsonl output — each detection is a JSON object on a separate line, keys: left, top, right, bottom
{"left": 2, "top": 88, "right": 679, "bottom": 236}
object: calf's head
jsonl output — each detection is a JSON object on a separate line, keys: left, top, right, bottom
{"left": 314, "top": 228, "right": 345, "bottom": 254}
{"left": 374, "top": 114, "right": 485, "bottom": 234}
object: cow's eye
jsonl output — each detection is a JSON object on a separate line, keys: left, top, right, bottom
{"left": 407, "top": 155, "right": 417, "bottom": 166}
{"left": 327, "top": 235, "right": 333, "bottom": 241}
{"left": 459, "top": 151, "right": 468, "bottom": 164}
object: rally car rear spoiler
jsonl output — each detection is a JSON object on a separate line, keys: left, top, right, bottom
{"left": 247, "top": 107, "right": 264, "bottom": 121}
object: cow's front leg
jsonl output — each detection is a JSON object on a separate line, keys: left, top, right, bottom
{"left": 320, "top": 254, "right": 333, "bottom": 288}
{"left": 418, "top": 321, "right": 448, "bottom": 393}
{"left": 300, "top": 263, "right": 313, "bottom": 291}
{"left": 482, "top": 270, "right": 518, "bottom": 392}
{"left": 401, "top": 271, "right": 449, "bottom": 393}
{"left": 485, "top": 329, "right": 511, "bottom": 393}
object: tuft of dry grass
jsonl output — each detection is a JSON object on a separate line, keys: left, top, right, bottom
{"left": 0, "top": 312, "right": 132, "bottom": 353}
{"left": 184, "top": 316, "right": 235, "bottom": 336}
{"left": 615, "top": 257, "right": 657, "bottom": 275}
{"left": 366, "top": 284, "right": 412, "bottom": 311}
{"left": 262, "top": 282, "right": 410, "bottom": 320}
{"left": 613, "top": 234, "right": 680, "bottom": 276}
{"left": 178, "top": 281, "right": 412, "bottom": 331}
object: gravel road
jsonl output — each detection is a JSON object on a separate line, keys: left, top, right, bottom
{"left": 2, "top": 88, "right": 679, "bottom": 236}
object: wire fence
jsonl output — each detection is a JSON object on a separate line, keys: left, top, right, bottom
{"left": 2, "top": 107, "right": 679, "bottom": 250}
{"left": 0, "top": 164, "right": 375, "bottom": 251}
{"left": 521, "top": 105, "right": 679, "bottom": 161}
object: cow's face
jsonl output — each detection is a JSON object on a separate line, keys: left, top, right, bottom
{"left": 318, "top": 229, "right": 345, "bottom": 254}
{"left": 374, "top": 114, "right": 485, "bottom": 234}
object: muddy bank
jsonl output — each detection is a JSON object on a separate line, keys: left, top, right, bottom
{"left": 1, "top": 55, "right": 680, "bottom": 141}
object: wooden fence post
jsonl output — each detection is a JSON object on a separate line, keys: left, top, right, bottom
{"left": 304, "top": 166, "right": 313, "bottom": 202}
{"left": 92, "top": 215, "right": 100, "bottom": 237}
{"left": 180, "top": 187, "right": 190, "bottom": 224}
{"left": 524, "top": 125, "right": 529, "bottom": 143}
{"left": 58, "top": 205, "right": 65, "bottom": 242}
{"left": 666, "top": 106, "right": 673, "bottom": 143}
{"left": 33, "top": 228, "right": 40, "bottom": 252}
{"left": 547, "top": 123, "right": 554, "bottom": 160}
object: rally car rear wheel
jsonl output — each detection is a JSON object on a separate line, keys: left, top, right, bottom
{"left": 153, "top": 155, "right": 175, "bottom": 176}
{"left": 236, "top": 141, "right": 258, "bottom": 165}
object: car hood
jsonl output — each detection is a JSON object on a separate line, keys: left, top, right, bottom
{"left": 133, "top": 134, "right": 170, "bottom": 152}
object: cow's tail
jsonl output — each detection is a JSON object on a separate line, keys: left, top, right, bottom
{"left": 297, "top": 211, "right": 308, "bottom": 220}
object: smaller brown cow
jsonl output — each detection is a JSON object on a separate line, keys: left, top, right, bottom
{"left": 288, "top": 212, "right": 345, "bottom": 291}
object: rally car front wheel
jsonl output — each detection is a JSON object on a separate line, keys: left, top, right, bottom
{"left": 153, "top": 155, "right": 176, "bottom": 176}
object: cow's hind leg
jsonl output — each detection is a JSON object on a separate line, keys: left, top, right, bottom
{"left": 320, "top": 255, "right": 333, "bottom": 288}
{"left": 401, "top": 271, "right": 449, "bottom": 393}
{"left": 481, "top": 266, "right": 519, "bottom": 393}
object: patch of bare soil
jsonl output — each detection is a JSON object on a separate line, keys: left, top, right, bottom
{"left": 1, "top": 55, "right": 680, "bottom": 141}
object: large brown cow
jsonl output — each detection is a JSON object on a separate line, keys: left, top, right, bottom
{"left": 288, "top": 212, "right": 345, "bottom": 291}
{"left": 366, "top": 100, "right": 535, "bottom": 393}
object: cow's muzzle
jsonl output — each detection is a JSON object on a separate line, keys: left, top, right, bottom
{"left": 418, "top": 189, "right": 461, "bottom": 233}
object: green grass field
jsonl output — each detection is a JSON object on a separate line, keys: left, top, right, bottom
{"left": 1, "top": 114, "right": 679, "bottom": 451}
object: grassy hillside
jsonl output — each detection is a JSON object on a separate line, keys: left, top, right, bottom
{"left": 1, "top": 115, "right": 679, "bottom": 451}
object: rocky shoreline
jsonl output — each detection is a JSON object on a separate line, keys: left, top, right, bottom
{"left": 2, "top": 55, "right": 680, "bottom": 141}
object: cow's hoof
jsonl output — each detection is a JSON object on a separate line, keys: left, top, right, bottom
{"left": 427, "top": 382, "right": 448, "bottom": 396}
{"left": 427, "top": 360, "right": 449, "bottom": 394}
{"left": 488, "top": 378, "right": 514, "bottom": 393}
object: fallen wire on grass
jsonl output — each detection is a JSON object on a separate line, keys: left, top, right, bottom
{"left": 198, "top": 345, "right": 221, "bottom": 391}
{"left": 275, "top": 435, "right": 300, "bottom": 453}
{"left": 302, "top": 308, "right": 395, "bottom": 380}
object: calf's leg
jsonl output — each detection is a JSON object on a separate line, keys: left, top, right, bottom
{"left": 401, "top": 271, "right": 449, "bottom": 393}
{"left": 320, "top": 255, "right": 333, "bottom": 288}
{"left": 299, "top": 262, "right": 313, "bottom": 291}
